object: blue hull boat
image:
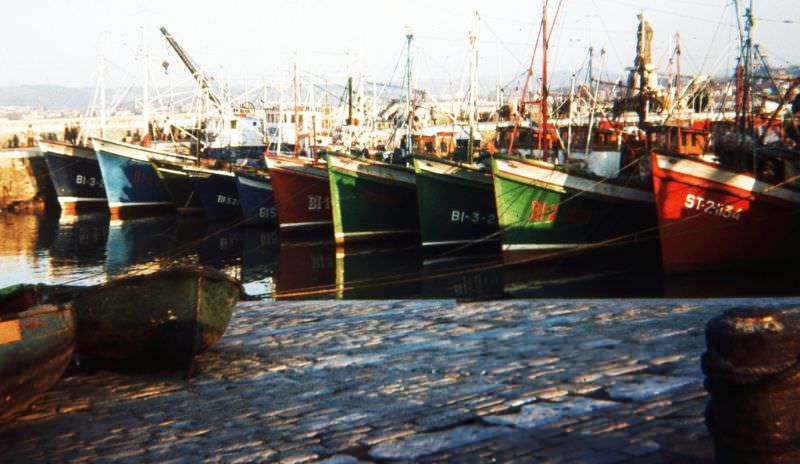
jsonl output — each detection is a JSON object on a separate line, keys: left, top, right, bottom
{"left": 92, "top": 138, "right": 194, "bottom": 220}
{"left": 186, "top": 167, "right": 242, "bottom": 221}
{"left": 234, "top": 170, "right": 276, "bottom": 225}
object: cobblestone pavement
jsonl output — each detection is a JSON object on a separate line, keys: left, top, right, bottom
{"left": 3, "top": 298, "right": 799, "bottom": 463}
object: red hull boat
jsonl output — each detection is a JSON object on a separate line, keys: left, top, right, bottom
{"left": 651, "top": 152, "right": 800, "bottom": 273}
{"left": 265, "top": 154, "right": 333, "bottom": 233}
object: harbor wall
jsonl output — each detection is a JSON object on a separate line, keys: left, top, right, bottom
{"left": 0, "top": 149, "right": 55, "bottom": 212}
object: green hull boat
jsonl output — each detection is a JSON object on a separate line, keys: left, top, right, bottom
{"left": 413, "top": 155, "right": 499, "bottom": 251}
{"left": 327, "top": 152, "right": 419, "bottom": 245}
{"left": 150, "top": 159, "right": 204, "bottom": 215}
{"left": 0, "top": 285, "right": 76, "bottom": 421}
{"left": 57, "top": 266, "right": 240, "bottom": 363}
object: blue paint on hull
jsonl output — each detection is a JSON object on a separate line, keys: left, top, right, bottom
{"left": 235, "top": 171, "right": 277, "bottom": 225}
{"left": 95, "top": 150, "right": 174, "bottom": 217}
{"left": 189, "top": 171, "right": 242, "bottom": 221}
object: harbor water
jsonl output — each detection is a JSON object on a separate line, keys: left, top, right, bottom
{"left": 1, "top": 211, "right": 798, "bottom": 300}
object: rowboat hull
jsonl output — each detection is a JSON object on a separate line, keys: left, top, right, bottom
{"left": 414, "top": 156, "right": 498, "bottom": 251}
{"left": 234, "top": 171, "right": 277, "bottom": 225}
{"left": 652, "top": 152, "right": 800, "bottom": 273}
{"left": 67, "top": 266, "right": 239, "bottom": 363}
{"left": 39, "top": 141, "right": 107, "bottom": 215}
{"left": 492, "top": 156, "right": 657, "bottom": 256}
{"left": 0, "top": 287, "right": 75, "bottom": 421}
{"left": 266, "top": 155, "right": 332, "bottom": 233}
{"left": 327, "top": 153, "right": 419, "bottom": 245}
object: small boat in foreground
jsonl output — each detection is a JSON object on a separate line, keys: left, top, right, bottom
{"left": 0, "top": 285, "right": 76, "bottom": 421}
{"left": 51, "top": 266, "right": 240, "bottom": 364}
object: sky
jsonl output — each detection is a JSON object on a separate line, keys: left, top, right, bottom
{"left": 1, "top": 0, "right": 798, "bottom": 95}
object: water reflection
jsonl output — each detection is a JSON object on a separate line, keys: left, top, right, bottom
{"left": 0, "top": 211, "right": 798, "bottom": 299}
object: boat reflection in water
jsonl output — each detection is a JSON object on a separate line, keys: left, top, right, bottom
{"left": 274, "top": 240, "right": 335, "bottom": 299}
{"left": 335, "top": 245, "right": 423, "bottom": 299}
{"left": 47, "top": 213, "right": 109, "bottom": 285}
{"left": 1, "top": 212, "right": 799, "bottom": 299}
{"left": 105, "top": 217, "right": 188, "bottom": 278}
{"left": 241, "top": 227, "right": 279, "bottom": 297}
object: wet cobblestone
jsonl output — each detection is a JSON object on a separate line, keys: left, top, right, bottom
{"left": 2, "top": 298, "right": 799, "bottom": 463}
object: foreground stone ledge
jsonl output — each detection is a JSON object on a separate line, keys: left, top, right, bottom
{"left": 3, "top": 298, "right": 799, "bottom": 463}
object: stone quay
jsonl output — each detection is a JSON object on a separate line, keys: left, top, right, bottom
{"left": 4, "top": 298, "right": 798, "bottom": 463}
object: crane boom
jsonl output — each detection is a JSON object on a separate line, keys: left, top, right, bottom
{"left": 159, "top": 26, "right": 223, "bottom": 109}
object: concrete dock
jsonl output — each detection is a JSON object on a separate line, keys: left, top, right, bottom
{"left": 3, "top": 298, "right": 797, "bottom": 463}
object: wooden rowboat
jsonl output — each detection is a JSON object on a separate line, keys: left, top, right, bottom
{"left": 0, "top": 285, "right": 76, "bottom": 421}
{"left": 50, "top": 266, "right": 240, "bottom": 364}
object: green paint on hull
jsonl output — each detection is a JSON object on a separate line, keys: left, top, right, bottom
{"left": 151, "top": 161, "right": 203, "bottom": 212}
{"left": 493, "top": 165, "right": 657, "bottom": 249}
{"left": 328, "top": 161, "right": 419, "bottom": 244}
{"left": 414, "top": 164, "right": 499, "bottom": 247}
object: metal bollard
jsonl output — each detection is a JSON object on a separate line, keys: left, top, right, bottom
{"left": 703, "top": 306, "right": 800, "bottom": 463}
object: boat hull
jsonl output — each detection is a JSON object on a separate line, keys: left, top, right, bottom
{"left": 40, "top": 141, "right": 107, "bottom": 214}
{"left": 150, "top": 160, "right": 204, "bottom": 215}
{"left": 652, "top": 152, "right": 800, "bottom": 273}
{"left": 234, "top": 171, "right": 277, "bottom": 225}
{"left": 414, "top": 156, "right": 499, "bottom": 251}
{"left": 492, "top": 156, "right": 657, "bottom": 255}
{"left": 93, "top": 140, "right": 178, "bottom": 220}
{"left": 0, "top": 292, "right": 75, "bottom": 421}
{"left": 327, "top": 153, "right": 419, "bottom": 245}
{"left": 266, "top": 155, "right": 332, "bottom": 233}
{"left": 68, "top": 266, "right": 239, "bottom": 363}
{"left": 187, "top": 169, "right": 242, "bottom": 221}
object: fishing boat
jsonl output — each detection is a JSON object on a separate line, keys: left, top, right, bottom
{"left": 150, "top": 158, "right": 205, "bottom": 215}
{"left": 0, "top": 285, "right": 75, "bottom": 421}
{"left": 652, "top": 150, "right": 800, "bottom": 272}
{"left": 412, "top": 15, "right": 499, "bottom": 253}
{"left": 651, "top": 5, "right": 800, "bottom": 273}
{"left": 414, "top": 154, "right": 498, "bottom": 251}
{"left": 39, "top": 140, "right": 107, "bottom": 214}
{"left": 183, "top": 167, "right": 242, "bottom": 221}
{"left": 493, "top": 8, "right": 663, "bottom": 258}
{"left": 52, "top": 266, "right": 240, "bottom": 363}
{"left": 327, "top": 152, "right": 420, "bottom": 245}
{"left": 493, "top": 154, "right": 657, "bottom": 253}
{"left": 234, "top": 169, "right": 277, "bottom": 225}
{"left": 92, "top": 138, "right": 195, "bottom": 220}
{"left": 265, "top": 154, "right": 332, "bottom": 233}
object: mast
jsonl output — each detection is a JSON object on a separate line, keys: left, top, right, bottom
{"left": 99, "top": 33, "right": 107, "bottom": 139}
{"left": 636, "top": 12, "right": 648, "bottom": 127}
{"left": 585, "top": 48, "right": 605, "bottom": 158}
{"left": 347, "top": 76, "right": 353, "bottom": 126}
{"left": 540, "top": 0, "right": 549, "bottom": 158}
{"left": 139, "top": 26, "right": 150, "bottom": 140}
{"left": 293, "top": 61, "right": 300, "bottom": 156}
{"left": 309, "top": 52, "right": 318, "bottom": 161}
{"left": 675, "top": 32, "right": 682, "bottom": 152}
{"left": 404, "top": 29, "right": 414, "bottom": 156}
{"left": 468, "top": 10, "right": 479, "bottom": 163}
